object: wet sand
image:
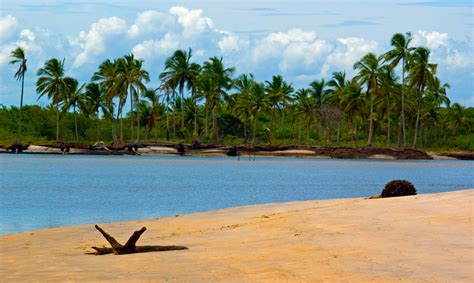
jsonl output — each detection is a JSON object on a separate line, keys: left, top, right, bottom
{"left": 0, "top": 189, "right": 472, "bottom": 282}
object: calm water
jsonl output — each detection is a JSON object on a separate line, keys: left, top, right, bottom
{"left": 0, "top": 155, "right": 472, "bottom": 235}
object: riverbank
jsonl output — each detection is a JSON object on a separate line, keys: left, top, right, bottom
{"left": 1, "top": 142, "right": 473, "bottom": 160}
{"left": 0, "top": 189, "right": 472, "bottom": 282}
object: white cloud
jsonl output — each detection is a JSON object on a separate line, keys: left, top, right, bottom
{"left": 71, "top": 16, "right": 127, "bottom": 68}
{"left": 169, "top": 6, "right": 214, "bottom": 38}
{"left": 0, "top": 15, "right": 18, "bottom": 42}
{"left": 131, "top": 33, "right": 180, "bottom": 59}
{"left": 251, "top": 29, "right": 332, "bottom": 73}
{"left": 128, "top": 10, "right": 173, "bottom": 38}
{"left": 412, "top": 30, "right": 448, "bottom": 50}
{"left": 218, "top": 34, "right": 249, "bottom": 53}
{"left": 324, "top": 37, "right": 378, "bottom": 75}
{"left": 444, "top": 49, "right": 471, "bottom": 69}
{"left": 19, "top": 29, "right": 35, "bottom": 41}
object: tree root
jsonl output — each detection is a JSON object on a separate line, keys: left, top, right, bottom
{"left": 89, "top": 225, "right": 188, "bottom": 255}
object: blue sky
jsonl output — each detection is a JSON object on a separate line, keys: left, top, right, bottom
{"left": 1, "top": 0, "right": 473, "bottom": 107}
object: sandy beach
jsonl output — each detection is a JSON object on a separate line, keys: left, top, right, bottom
{"left": 0, "top": 189, "right": 472, "bottom": 282}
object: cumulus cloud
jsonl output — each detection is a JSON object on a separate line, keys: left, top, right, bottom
{"left": 128, "top": 10, "right": 174, "bottom": 38}
{"left": 252, "top": 29, "right": 332, "bottom": 73}
{"left": 323, "top": 37, "right": 378, "bottom": 76}
{"left": 131, "top": 33, "right": 180, "bottom": 59}
{"left": 71, "top": 16, "right": 127, "bottom": 68}
{"left": 444, "top": 49, "right": 471, "bottom": 69}
{"left": 218, "top": 33, "right": 249, "bottom": 53}
{"left": 412, "top": 30, "right": 448, "bottom": 50}
{"left": 169, "top": 6, "right": 214, "bottom": 38}
{"left": 0, "top": 15, "right": 18, "bottom": 42}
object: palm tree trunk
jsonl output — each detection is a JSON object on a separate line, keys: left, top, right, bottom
{"left": 136, "top": 98, "right": 140, "bottom": 143}
{"left": 397, "top": 114, "right": 402, "bottom": 148}
{"left": 367, "top": 87, "right": 374, "bottom": 147}
{"left": 74, "top": 104, "right": 79, "bottom": 142}
{"left": 130, "top": 88, "right": 134, "bottom": 142}
{"left": 212, "top": 108, "right": 218, "bottom": 143}
{"left": 166, "top": 105, "right": 170, "bottom": 141}
{"left": 306, "top": 118, "right": 311, "bottom": 145}
{"left": 413, "top": 86, "right": 423, "bottom": 149}
{"left": 96, "top": 114, "right": 101, "bottom": 141}
{"left": 18, "top": 74, "right": 25, "bottom": 142}
{"left": 181, "top": 91, "right": 185, "bottom": 131}
{"left": 173, "top": 114, "right": 176, "bottom": 140}
{"left": 205, "top": 109, "right": 208, "bottom": 140}
{"left": 401, "top": 58, "right": 406, "bottom": 148}
{"left": 355, "top": 119, "right": 359, "bottom": 145}
{"left": 336, "top": 114, "right": 341, "bottom": 144}
{"left": 55, "top": 83, "right": 60, "bottom": 142}
{"left": 252, "top": 112, "right": 258, "bottom": 146}
{"left": 387, "top": 105, "right": 391, "bottom": 145}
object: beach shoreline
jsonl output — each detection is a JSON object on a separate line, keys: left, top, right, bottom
{"left": 2, "top": 143, "right": 472, "bottom": 160}
{"left": 1, "top": 189, "right": 472, "bottom": 282}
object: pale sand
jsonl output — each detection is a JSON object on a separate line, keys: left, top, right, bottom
{"left": 0, "top": 190, "right": 472, "bottom": 282}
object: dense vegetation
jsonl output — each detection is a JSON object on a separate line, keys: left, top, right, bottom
{"left": 3, "top": 33, "right": 473, "bottom": 150}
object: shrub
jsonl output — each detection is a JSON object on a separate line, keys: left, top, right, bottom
{"left": 381, "top": 180, "right": 417, "bottom": 198}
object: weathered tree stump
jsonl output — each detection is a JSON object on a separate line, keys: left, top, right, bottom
{"left": 90, "top": 225, "right": 188, "bottom": 255}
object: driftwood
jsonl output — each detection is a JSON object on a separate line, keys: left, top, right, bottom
{"left": 90, "top": 225, "right": 188, "bottom": 255}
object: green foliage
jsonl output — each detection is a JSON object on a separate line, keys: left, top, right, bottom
{"left": 2, "top": 35, "right": 473, "bottom": 151}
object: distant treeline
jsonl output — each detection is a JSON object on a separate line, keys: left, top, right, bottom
{"left": 4, "top": 32, "right": 473, "bottom": 150}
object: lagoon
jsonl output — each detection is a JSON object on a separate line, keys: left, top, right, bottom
{"left": 0, "top": 155, "right": 472, "bottom": 235}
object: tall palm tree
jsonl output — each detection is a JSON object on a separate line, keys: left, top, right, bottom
{"left": 327, "top": 72, "right": 348, "bottom": 143}
{"left": 353, "top": 52, "right": 383, "bottom": 147}
{"left": 142, "top": 88, "right": 160, "bottom": 141}
{"left": 201, "top": 56, "right": 235, "bottom": 143}
{"left": 233, "top": 73, "right": 256, "bottom": 142}
{"left": 383, "top": 32, "right": 414, "bottom": 148}
{"left": 92, "top": 59, "right": 122, "bottom": 144}
{"left": 295, "top": 88, "right": 317, "bottom": 144}
{"left": 36, "top": 58, "right": 73, "bottom": 142}
{"left": 83, "top": 83, "right": 107, "bottom": 141}
{"left": 9, "top": 47, "right": 27, "bottom": 142}
{"left": 159, "top": 48, "right": 200, "bottom": 132}
{"left": 265, "top": 75, "right": 294, "bottom": 134}
{"left": 124, "top": 54, "right": 150, "bottom": 142}
{"left": 447, "top": 103, "right": 471, "bottom": 135}
{"left": 408, "top": 47, "right": 437, "bottom": 149}
{"left": 62, "top": 78, "right": 85, "bottom": 142}
{"left": 342, "top": 81, "right": 366, "bottom": 144}
{"left": 247, "top": 82, "right": 268, "bottom": 146}
{"left": 379, "top": 66, "right": 400, "bottom": 145}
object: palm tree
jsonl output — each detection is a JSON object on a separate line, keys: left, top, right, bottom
{"left": 447, "top": 103, "right": 471, "bottom": 135}
{"left": 327, "top": 73, "right": 348, "bottom": 143}
{"left": 36, "top": 58, "right": 73, "bottom": 142}
{"left": 383, "top": 32, "right": 414, "bottom": 148}
{"left": 233, "top": 74, "right": 256, "bottom": 142}
{"left": 201, "top": 56, "right": 235, "bottom": 143}
{"left": 265, "top": 75, "right": 294, "bottom": 134}
{"left": 353, "top": 52, "right": 383, "bottom": 147}
{"left": 245, "top": 82, "right": 268, "bottom": 146}
{"left": 157, "top": 81, "right": 175, "bottom": 141}
{"left": 92, "top": 59, "right": 122, "bottom": 144}
{"left": 342, "top": 81, "right": 366, "bottom": 144}
{"left": 142, "top": 88, "right": 160, "bottom": 141}
{"left": 295, "top": 88, "right": 317, "bottom": 144}
{"left": 83, "top": 83, "right": 107, "bottom": 141}
{"left": 9, "top": 47, "right": 27, "bottom": 142}
{"left": 124, "top": 54, "right": 150, "bottom": 142}
{"left": 379, "top": 66, "right": 400, "bottom": 145}
{"left": 159, "top": 48, "right": 200, "bottom": 132}
{"left": 62, "top": 78, "right": 85, "bottom": 142}
{"left": 408, "top": 47, "right": 437, "bottom": 149}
